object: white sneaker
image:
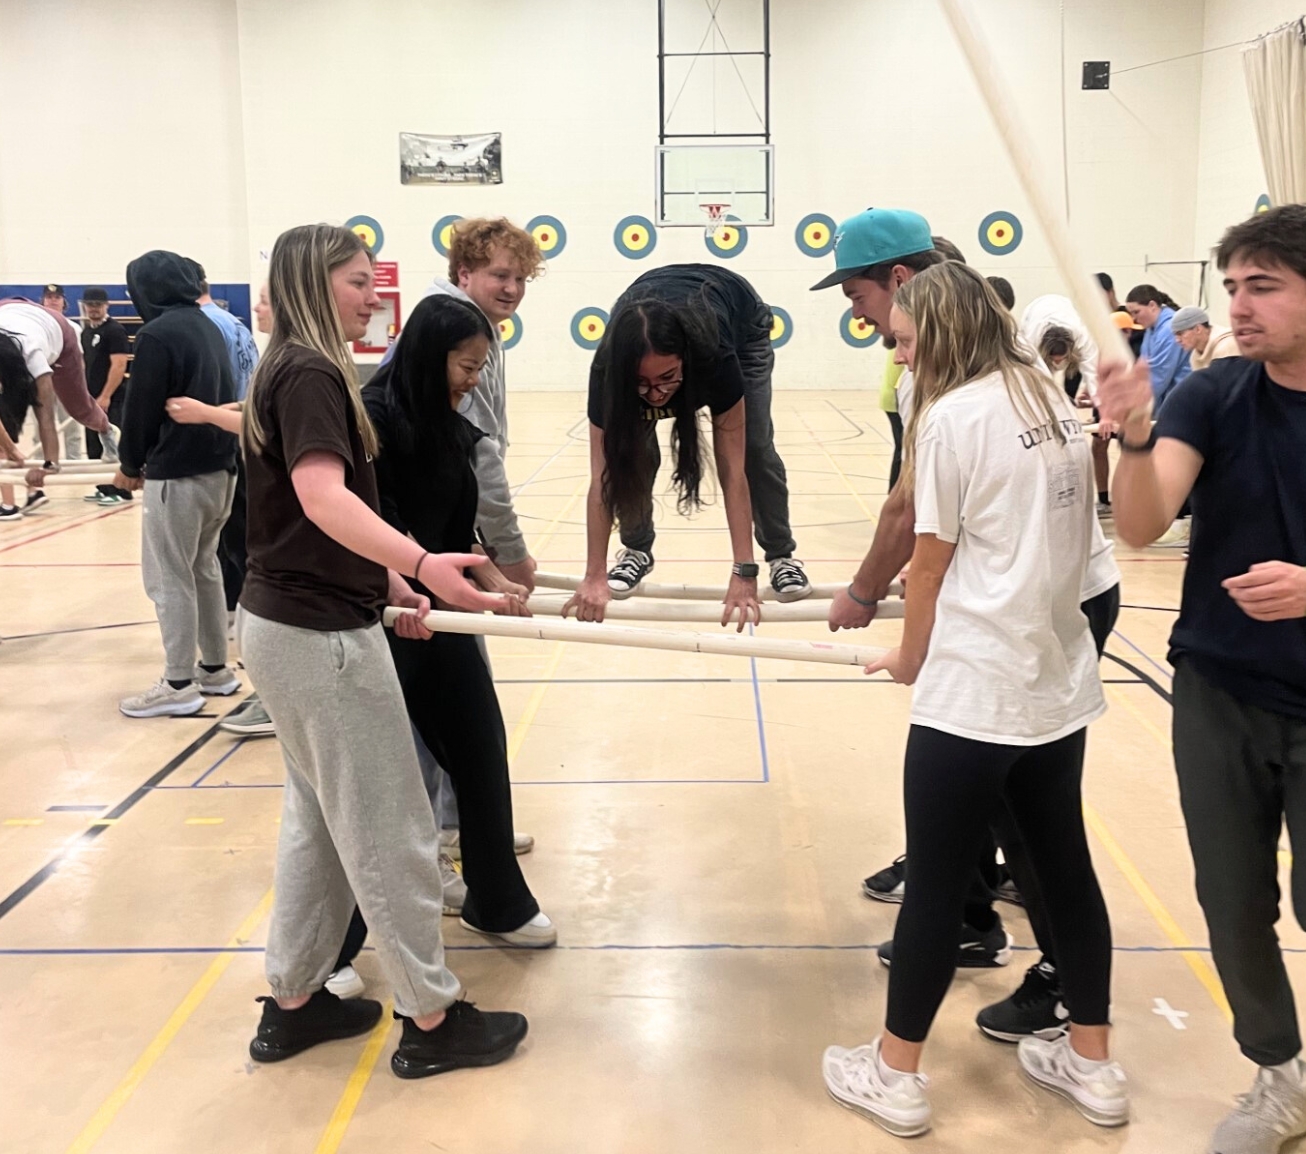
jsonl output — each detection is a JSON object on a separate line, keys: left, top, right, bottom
{"left": 325, "top": 964, "right": 366, "bottom": 999}
{"left": 439, "top": 852, "right": 466, "bottom": 916}
{"left": 1208, "top": 1061, "right": 1306, "bottom": 1154}
{"left": 1019, "top": 1033, "right": 1129, "bottom": 1127}
{"left": 459, "top": 910, "right": 557, "bottom": 949}
{"left": 822, "top": 1036, "right": 932, "bottom": 1137}
{"left": 438, "top": 829, "right": 534, "bottom": 861}
{"left": 119, "top": 679, "right": 204, "bottom": 718}
{"left": 1150, "top": 519, "right": 1191, "bottom": 549}
{"left": 193, "top": 666, "right": 241, "bottom": 696}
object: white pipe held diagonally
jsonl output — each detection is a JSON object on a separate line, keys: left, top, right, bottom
{"left": 382, "top": 608, "right": 890, "bottom": 668}
{"left": 528, "top": 598, "right": 902, "bottom": 624}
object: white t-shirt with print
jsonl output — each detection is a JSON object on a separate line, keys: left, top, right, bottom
{"left": 0, "top": 302, "right": 65, "bottom": 378}
{"left": 909, "top": 371, "right": 1107, "bottom": 745}
{"left": 898, "top": 366, "right": 1119, "bottom": 603}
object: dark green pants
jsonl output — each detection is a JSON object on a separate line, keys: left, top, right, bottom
{"left": 1173, "top": 659, "right": 1306, "bottom": 1066}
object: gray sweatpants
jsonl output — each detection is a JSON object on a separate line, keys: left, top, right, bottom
{"left": 141, "top": 471, "right": 236, "bottom": 682}
{"left": 239, "top": 609, "right": 462, "bottom": 1017}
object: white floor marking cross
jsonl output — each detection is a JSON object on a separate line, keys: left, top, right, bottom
{"left": 1152, "top": 997, "right": 1189, "bottom": 1030}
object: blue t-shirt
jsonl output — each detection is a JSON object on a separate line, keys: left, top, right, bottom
{"left": 1157, "top": 358, "right": 1306, "bottom": 717}
{"left": 1143, "top": 306, "right": 1192, "bottom": 408}
{"left": 200, "top": 302, "right": 259, "bottom": 400}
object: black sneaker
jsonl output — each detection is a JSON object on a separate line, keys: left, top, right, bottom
{"left": 248, "top": 988, "right": 383, "bottom": 1063}
{"left": 607, "top": 548, "right": 653, "bottom": 598}
{"left": 861, "top": 855, "right": 907, "bottom": 903}
{"left": 391, "top": 999, "right": 528, "bottom": 1079}
{"left": 768, "top": 556, "right": 812, "bottom": 602}
{"left": 84, "top": 483, "right": 114, "bottom": 503}
{"left": 0, "top": 504, "right": 21, "bottom": 522}
{"left": 878, "top": 917, "right": 1014, "bottom": 969}
{"left": 976, "top": 961, "right": 1069, "bottom": 1042}
{"left": 22, "top": 490, "right": 48, "bottom": 514}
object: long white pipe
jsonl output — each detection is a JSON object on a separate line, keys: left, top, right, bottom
{"left": 527, "top": 598, "right": 901, "bottom": 623}
{"left": 0, "top": 470, "right": 117, "bottom": 487}
{"left": 534, "top": 570, "right": 904, "bottom": 602}
{"left": 382, "top": 608, "right": 889, "bottom": 668}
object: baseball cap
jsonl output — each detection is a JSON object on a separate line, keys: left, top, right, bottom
{"left": 1171, "top": 305, "right": 1209, "bottom": 333}
{"left": 42, "top": 283, "right": 65, "bottom": 298}
{"left": 1111, "top": 310, "right": 1142, "bottom": 332}
{"left": 810, "top": 208, "right": 934, "bottom": 291}
{"left": 82, "top": 286, "right": 109, "bottom": 303}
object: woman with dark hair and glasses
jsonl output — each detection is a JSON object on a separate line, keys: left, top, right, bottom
{"left": 564, "top": 264, "right": 809, "bottom": 629}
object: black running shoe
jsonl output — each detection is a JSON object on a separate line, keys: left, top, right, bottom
{"left": 862, "top": 855, "right": 907, "bottom": 903}
{"left": 607, "top": 548, "right": 653, "bottom": 598}
{"left": 976, "top": 960, "right": 1069, "bottom": 1042}
{"left": 391, "top": 999, "right": 528, "bottom": 1079}
{"left": 878, "top": 918, "right": 1014, "bottom": 969}
{"left": 248, "top": 988, "right": 383, "bottom": 1062}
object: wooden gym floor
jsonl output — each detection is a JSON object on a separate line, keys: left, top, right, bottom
{"left": 1, "top": 391, "right": 1299, "bottom": 1153}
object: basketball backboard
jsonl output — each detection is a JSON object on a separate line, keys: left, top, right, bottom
{"left": 655, "top": 143, "right": 774, "bottom": 227}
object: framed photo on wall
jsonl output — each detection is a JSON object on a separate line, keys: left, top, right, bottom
{"left": 400, "top": 131, "right": 503, "bottom": 185}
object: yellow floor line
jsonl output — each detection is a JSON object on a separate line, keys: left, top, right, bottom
{"left": 508, "top": 642, "right": 567, "bottom": 765}
{"left": 65, "top": 888, "right": 275, "bottom": 1154}
{"left": 1105, "top": 683, "right": 1173, "bottom": 750}
{"left": 794, "top": 410, "right": 879, "bottom": 523}
{"left": 313, "top": 1001, "right": 395, "bottom": 1154}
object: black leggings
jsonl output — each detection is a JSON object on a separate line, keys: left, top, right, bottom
{"left": 886, "top": 726, "right": 1112, "bottom": 1042}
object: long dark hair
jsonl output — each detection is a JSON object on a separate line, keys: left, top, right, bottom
{"left": 596, "top": 297, "right": 717, "bottom": 520}
{"left": 366, "top": 294, "right": 493, "bottom": 461}
{"left": 1126, "top": 283, "right": 1181, "bottom": 311}
{"left": 0, "top": 331, "right": 36, "bottom": 410}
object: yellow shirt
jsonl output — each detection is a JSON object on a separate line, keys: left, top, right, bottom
{"left": 880, "top": 357, "right": 905, "bottom": 413}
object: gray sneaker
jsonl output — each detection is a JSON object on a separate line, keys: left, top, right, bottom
{"left": 219, "top": 696, "right": 275, "bottom": 737}
{"left": 1209, "top": 1062, "right": 1306, "bottom": 1154}
{"left": 119, "top": 679, "right": 204, "bottom": 718}
{"left": 193, "top": 666, "right": 241, "bottom": 696}
{"left": 439, "top": 852, "right": 466, "bottom": 916}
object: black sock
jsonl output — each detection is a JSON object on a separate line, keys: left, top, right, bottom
{"left": 1098, "top": 490, "right": 1109, "bottom": 505}
{"left": 199, "top": 663, "right": 224, "bottom": 673}
{"left": 167, "top": 678, "right": 192, "bottom": 690}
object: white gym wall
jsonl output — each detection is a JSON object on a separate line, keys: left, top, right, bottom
{"left": 0, "top": 0, "right": 1290, "bottom": 387}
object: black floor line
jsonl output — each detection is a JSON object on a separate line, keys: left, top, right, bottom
{"left": 1104, "top": 651, "right": 1174, "bottom": 707}
{"left": 1, "top": 620, "right": 154, "bottom": 642}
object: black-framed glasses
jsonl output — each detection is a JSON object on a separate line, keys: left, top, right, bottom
{"left": 637, "top": 376, "right": 683, "bottom": 397}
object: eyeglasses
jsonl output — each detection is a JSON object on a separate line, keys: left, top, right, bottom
{"left": 637, "top": 376, "right": 683, "bottom": 398}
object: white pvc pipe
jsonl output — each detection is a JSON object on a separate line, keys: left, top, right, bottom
{"left": 0, "top": 471, "right": 117, "bottom": 487}
{"left": 382, "top": 608, "right": 889, "bottom": 668}
{"left": 534, "top": 570, "right": 904, "bottom": 601}
{"left": 41, "top": 461, "right": 120, "bottom": 473}
{"left": 527, "top": 598, "right": 901, "bottom": 623}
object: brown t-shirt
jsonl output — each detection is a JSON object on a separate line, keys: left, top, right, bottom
{"left": 239, "top": 345, "right": 389, "bottom": 631}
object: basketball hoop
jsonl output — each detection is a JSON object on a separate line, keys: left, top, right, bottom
{"left": 700, "top": 201, "right": 732, "bottom": 241}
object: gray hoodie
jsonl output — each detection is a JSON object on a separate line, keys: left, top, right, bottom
{"left": 394, "top": 277, "right": 528, "bottom": 564}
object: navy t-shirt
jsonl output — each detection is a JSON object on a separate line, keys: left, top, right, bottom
{"left": 587, "top": 264, "right": 769, "bottom": 428}
{"left": 1156, "top": 358, "right": 1306, "bottom": 717}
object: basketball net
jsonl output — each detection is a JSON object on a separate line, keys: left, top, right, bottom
{"left": 701, "top": 203, "right": 731, "bottom": 241}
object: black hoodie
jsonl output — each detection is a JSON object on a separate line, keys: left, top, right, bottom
{"left": 119, "top": 250, "right": 238, "bottom": 479}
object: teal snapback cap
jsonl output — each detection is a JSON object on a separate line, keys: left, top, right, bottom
{"left": 810, "top": 208, "right": 934, "bottom": 291}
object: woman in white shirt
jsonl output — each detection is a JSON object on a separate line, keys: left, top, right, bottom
{"left": 822, "top": 263, "right": 1127, "bottom": 1137}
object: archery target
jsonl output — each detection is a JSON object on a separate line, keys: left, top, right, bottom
{"left": 498, "top": 314, "right": 523, "bottom": 351}
{"left": 840, "top": 308, "right": 879, "bottom": 348}
{"left": 432, "top": 215, "right": 464, "bottom": 256}
{"left": 528, "top": 215, "right": 567, "bottom": 258}
{"left": 795, "top": 213, "right": 836, "bottom": 257}
{"left": 345, "top": 215, "right": 384, "bottom": 255}
{"left": 614, "top": 215, "right": 657, "bottom": 259}
{"left": 704, "top": 216, "right": 748, "bottom": 258}
{"left": 570, "top": 307, "right": 609, "bottom": 350}
{"left": 978, "top": 211, "right": 1023, "bottom": 256}
{"left": 769, "top": 306, "right": 793, "bottom": 349}
{"left": 1256, "top": 194, "right": 1272, "bottom": 214}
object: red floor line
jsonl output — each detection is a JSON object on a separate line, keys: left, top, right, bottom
{"left": 0, "top": 508, "right": 124, "bottom": 553}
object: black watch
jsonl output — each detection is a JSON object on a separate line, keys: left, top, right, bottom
{"left": 1119, "top": 427, "right": 1157, "bottom": 453}
{"left": 732, "top": 562, "right": 759, "bottom": 579}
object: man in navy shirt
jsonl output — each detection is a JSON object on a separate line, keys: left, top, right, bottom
{"left": 1101, "top": 204, "right": 1306, "bottom": 1154}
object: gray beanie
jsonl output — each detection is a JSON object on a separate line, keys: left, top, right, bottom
{"left": 1171, "top": 305, "right": 1210, "bottom": 333}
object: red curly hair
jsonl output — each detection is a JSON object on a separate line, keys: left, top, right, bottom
{"left": 447, "top": 217, "right": 545, "bottom": 282}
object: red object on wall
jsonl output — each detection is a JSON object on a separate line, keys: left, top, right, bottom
{"left": 374, "top": 262, "right": 399, "bottom": 288}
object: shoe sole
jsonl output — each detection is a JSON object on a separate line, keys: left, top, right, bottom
{"left": 1020, "top": 1065, "right": 1129, "bottom": 1128}
{"left": 978, "top": 1021, "right": 1069, "bottom": 1044}
{"left": 861, "top": 885, "right": 904, "bottom": 903}
{"left": 198, "top": 683, "right": 242, "bottom": 697}
{"left": 825, "top": 1086, "right": 931, "bottom": 1138}
{"left": 218, "top": 722, "right": 276, "bottom": 737}
{"left": 391, "top": 1026, "right": 527, "bottom": 1080}
{"left": 458, "top": 917, "right": 557, "bottom": 950}
{"left": 772, "top": 584, "right": 813, "bottom": 603}
{"left": 607, "top": 584, "right": 642, "bottom": 600}
{"left": 249, "top": 1013, "right": 383, "bottom": 1063}
{"left": 880, "top": 936, "right": 1013, "bottom": 970}
{"left": 119, "top": 700, "right": 205, "bottom": 719}
{"left": 442, "top": 842, "right": 533, "bottom": 862}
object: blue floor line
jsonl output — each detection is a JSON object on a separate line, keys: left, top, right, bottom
{"left": 748, "top": 632, "right": 771, "bottom": 784}
{"left": 1111, "top": 627, "right": 1174, "bottom": 683}
{"left": 189, "top": 740, "right": 247, "bottom": 787}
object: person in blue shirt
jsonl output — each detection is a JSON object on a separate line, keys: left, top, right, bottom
{"left": 191, "top": 265, "right": 259, "bottom": 400}
{"left": 1124, "top": 284, "right": 1191, "bottom": 407}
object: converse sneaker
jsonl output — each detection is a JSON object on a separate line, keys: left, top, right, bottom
{"left": 248, "top": 988, "right": 383, "bottom": 1063}
{"left": 822, "top": 1036, "right": 932, "bottom": 1138}
{"left": 977, "top": 961, "right": 1070, "bottom": 1042}
{"left": 862, "top": 855, "right": 907, "bottom": 903}
{"left": 459, "top": 910, "right": 557, "bottom": 949}
{"left": 438, "top": 829, "right": 534, "bottom": 860}
{"left": 440, "top": 853, "right": 466, "bottom": 916}
{"left": 119, "top": 679, "right": 204, "bottom": 718}
{"left": 0, "top": 505, "right": 21, "bottom": 522}
{"left": 768, "top": 556, "right": 812, "bottom": 602}
{"left": 22, "top": 490, "right": 48, "bottom": 514}
{"left": 878, "top": 918, "right": 1013, "bottom": 969}
{"left": 219, "top": 696, "right": 276, "bottom": 737}
{"left": 193, "top": 666, "right": 241, "bottom": 696}
{"left": 391, "top": 999, "right": 529, "bottom": 1079}
{"left": 324, "top": 965, "right": 366, "bottom": 999}
{"left": 1019, "top": 1033, "right": 1129, "bottom": 1127}
{"left": 1208, "top": 1060, "right": 1306, "bottom": 1154}
{"left": 607, "top": 548, "right": 653, "bottom": 597}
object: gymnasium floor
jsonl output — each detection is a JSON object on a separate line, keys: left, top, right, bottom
{"left": 1, "top": 390, "right": 1298, "bottom": 1154}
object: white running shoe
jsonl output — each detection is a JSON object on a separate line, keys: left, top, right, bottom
{"left": 459, "top": 910, "right": 557, "bottom": 949}
{"left": 1150, "top": 519, "right": 1191, "bottom": 549}
{"left": 438, "top": 829, "right": 534, "bottom": 860}
{"left": 439, "top": 852, "right": 466, "bottom": 916}
{"left": 119, "top": 679, "right": 204, "bottom": 718}
{"left": 822, "top": 1036, "right": 932, "bottom": 1137}
{"left": 325, "top": 965, "right": 366, "bottom": 999}
{"left": 193, "top": 666, "right": 241, "bottom": 696}
{"left": 1208, "top": 1060, "right": 1306, "bottom": 1154}
{"left": 1019, "top": 1033, "right": 1129, "bottom": 1127}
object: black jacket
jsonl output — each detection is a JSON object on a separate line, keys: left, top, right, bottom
{"left": 119, "top": 250, "right": 238, "bottom": 479}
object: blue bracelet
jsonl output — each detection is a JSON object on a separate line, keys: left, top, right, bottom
{"left": 846, "top": 584, "right": 877, "bottom": 608}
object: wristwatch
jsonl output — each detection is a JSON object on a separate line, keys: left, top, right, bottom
{"left": 1119, "top": 427, "right": 1157, "bottom": 453}
{"left": 732, "top": 562, "right": 760, "bottom": 579}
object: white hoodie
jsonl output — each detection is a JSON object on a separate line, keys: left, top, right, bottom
{"left": 1019, "top": 294, "right": 1100, "bottom": 403}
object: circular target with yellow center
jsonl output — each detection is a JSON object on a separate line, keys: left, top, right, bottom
{"left": 344, "top": 215, "right": 384, "bottom": 255}
{"left": 795, "top": 213, "right": 836, "bottom": 258}
{"left": 432, "top": 214, "right": 464, "bottom": 256}
{"left": 769, "top": 305, "right": 793, "bottom": 349}
{"left": 978, "top": 211, "right": 1023, "bottom": 256}
{"left": 527, "top": 215, "right": 567, "bottom": 259}
{"left": 497, "top": 314, "right": 523, "bottom": 351}
{"left": 1256, "top": 193, "right": 1272, "bottom": 214}
{"left": 704, "top": 215, "right": 748, "bottom": 258}
{"left": 840, "top": 308, "right": 879, "bottom": 348}
{"left": 614, "top": 214, "right": 657, "bottom": 260}
{"left": 570, "top": 307, "right": 609, "bottom": 350}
